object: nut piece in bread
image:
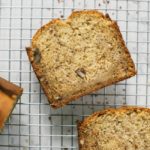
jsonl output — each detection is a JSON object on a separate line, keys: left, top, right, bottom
{"left": 26, "top": 10, "right": 136, "bottom": 108}
{"left": 0, "top": 77, "right": 23, "bottom": 132}
{"left": 78, "top": 106, "right": 150, "bottom": 150}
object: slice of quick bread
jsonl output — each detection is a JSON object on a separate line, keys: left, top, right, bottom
{"left": 78, "top": 107, "right": 150, "bottom": 150}
{"left": 26, "top": 10, "right": 136, "bottom": 108}
{"left": 0, "top": 77, "right": 23, "bottom": 132}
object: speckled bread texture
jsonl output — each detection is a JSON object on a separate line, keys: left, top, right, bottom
{"left": 26, "top": 10, "right": 136, "bottom": 108}
{"left": 78, "top": 107, "right": 150, "bottom": 150}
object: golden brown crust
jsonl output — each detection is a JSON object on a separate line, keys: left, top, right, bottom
{"left": 68, "top": 10, "right": 105, "bottom": 20}
{"left": 50, "top": 75, "right": 135, "bottom": 108}
{"left": 0, "top": 77, "right": 23, "bottom": 96}
{"left": 26, "top": 47, "right": 52, "bottom": 105}
{"left": 0, "top": 77, "right": 23, "bottom": 131}
{"left": 112, "top": 21, "right": 137, "bottom": 76}
{"left": 78, "top": 106, "right": 150, "bottom": 150}
{"left": 32, "top": 19, "right": 61, "bottom": 47}
{"left": 78, "top": 106, "right": 150, "bottom": 128}
{"left": 32, "top": 10, "right": 110, "bottom": 47}
{"left": 26, "top": 10, "right": 136, "bottom": 109}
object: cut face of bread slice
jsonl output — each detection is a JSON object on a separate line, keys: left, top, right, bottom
{"left": 26, "top": 10, "right": 136, "bottom": 108}
{"left": 78, "top": 107, "right": 150, "bottom": 150}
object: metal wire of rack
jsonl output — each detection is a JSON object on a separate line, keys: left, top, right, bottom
{"left": 0, "top": 0, "right": 150, "bottom": 149}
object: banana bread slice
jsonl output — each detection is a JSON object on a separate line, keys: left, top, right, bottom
{"left": 78, "top": 107, "right": 150, "bottom": 150}
{"left": 26, "top": 10, "right": 136, "bottom": 108}
{"left": 0, "top": 77, "right": 23, "bottom": 132}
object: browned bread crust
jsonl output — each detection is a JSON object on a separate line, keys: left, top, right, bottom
{"left": 0, "top": 77, "right": 23, "bottom": 96}
{"left": 0, "top": 77, "right": 23, "bottom": 132}
{"left": 78, "top": 106, "right": 150, "bottom": 150}
{"left": 26, "top": 10, "right": 136, "bottom": 109}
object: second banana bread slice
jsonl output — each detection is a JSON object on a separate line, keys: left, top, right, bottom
{"left": 26, "top": 10, "right": 136, "bottom": 108}
{"left": 78, "top": 107, "right": 150, "bottom": 150}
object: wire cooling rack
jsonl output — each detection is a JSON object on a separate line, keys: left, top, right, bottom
{"left": 0, "top": 0, "right": 150, "bottom": 149}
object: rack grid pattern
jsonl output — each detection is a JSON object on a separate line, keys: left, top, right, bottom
{"left": 0, "top": 0, "right": 150, "bottom": 149}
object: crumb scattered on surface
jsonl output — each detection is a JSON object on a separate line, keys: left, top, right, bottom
{"left": 103, "top": 0, "right": 109, "bottom": 4}
{"left": 105, "top": 101, "right": 109, "bottom": 104}
{"left": 46, "top": 8, "right": 51, "bottom": 11}
{"left": 96, "top": 101, "right": 101, "bottom": 104}
{"left": 58, "top": 0, "right": 64, "bottom": 3}
{"left": 60, "top": 15, "right": 64, "bottom": 18}
{"left": 48, "top": 116, "right": 51, "bottom": 121}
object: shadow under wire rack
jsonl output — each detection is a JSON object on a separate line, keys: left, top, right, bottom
{"left": 0, "top": 0, "right": 150, "bottom": 149}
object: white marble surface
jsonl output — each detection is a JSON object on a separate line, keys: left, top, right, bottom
{"left": 0, "top": 0, "right": 150, "bottom": 149}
